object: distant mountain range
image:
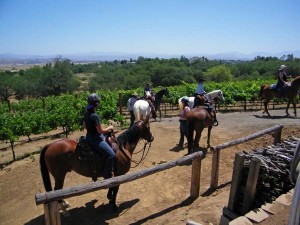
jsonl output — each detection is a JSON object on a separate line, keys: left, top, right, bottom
{"left": 0, "top": 51, "right": 300, "bottom": 64}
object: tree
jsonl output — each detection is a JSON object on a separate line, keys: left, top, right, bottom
{"left": 43, "top": 58, "right": 80, "bottom": 96}
{"left": 204, "top": 65, "right": 232, "bottom": 82}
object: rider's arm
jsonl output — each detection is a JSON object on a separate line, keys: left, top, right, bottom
{"left": 96, "top": 124, "right": 113, "bottom": 135}
{"left": 279, "top": 72, "right": 288, "bottom": 85}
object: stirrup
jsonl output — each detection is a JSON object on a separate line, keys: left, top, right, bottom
{"left": 213, "top": 120, "right": 219, "bottom": 126}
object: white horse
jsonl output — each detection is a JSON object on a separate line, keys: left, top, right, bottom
{"left": 133, "top": 88, "right": 170, "bottom": 121}
{"left": 133, "top": 100, "right": 152, "bottom": 122}
{"left": 178, "top": 90, "right": 225, "bottom": 110}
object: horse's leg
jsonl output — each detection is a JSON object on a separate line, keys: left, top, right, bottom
{"left": 194, "top": 127, "right": 204, "bottom": 149}
{"left": 207, "top": 126, "right": 212, "bottom": 148}
{"left": 187, "top": 121, "right": 194, "bottom": 154}
{"left": 159, "top": 107, "right": 162, "bottom": 120}
{"left": 53, "top": 173, "right": 71, "bottom": 214}
{"left": 286, "top": 100, "right": 291, "bottom": 116}
{"left": 107, "top": 185, "right": 120, "bottom": 212}
{"left": 292, "top": 100, "right": 297, "bottom": 117}
{"left": 263, "top": 100, "right": 271, "bottom": 116}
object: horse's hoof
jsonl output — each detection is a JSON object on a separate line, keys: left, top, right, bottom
{"left": 107, "top": 193, "right": 114, "bottom": 201}
{"left": 112, "top": 204, "right": 119, "bottom": 213}
{"left": 109, "top": 200, "right": 119, "bottom": 213}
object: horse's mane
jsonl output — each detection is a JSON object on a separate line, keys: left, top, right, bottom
{"left": 155, "top": 88, "right": 167, "bottom": 97}
{"left": 117, "top": 124, "right": 141, "bottom": 147}
{"left": 291, "top": 76, "right": 300, "bottom": 85}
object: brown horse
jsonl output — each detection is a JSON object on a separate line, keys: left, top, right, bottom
{"left": 259, "top": 76, "right": 300, "bottom": 117}
{"left": 186, "top": 107, "right": 214, "bottom": 154}
{"left": 39, "top": 118, "right": 154, "bottom": 212}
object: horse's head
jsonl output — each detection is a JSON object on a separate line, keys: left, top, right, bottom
{"left": 136, "top": 116, "right": 154, "bottom": 142}
{"left": 218, "top": 90, "right": 225, "bottom": 101}
{"left": 163, "top": 87, "right": 170, "bottom": 98}
{"left": 155, "top": 87, "right": 170, "bottom": 99}
{"left": 291, "top": 76, "right": 300, "bottom": 89}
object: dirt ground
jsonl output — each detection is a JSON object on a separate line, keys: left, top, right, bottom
{"left": 0, "top": 109, "right": 299, "bottom": 225}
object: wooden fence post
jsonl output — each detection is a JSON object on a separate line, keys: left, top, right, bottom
{"left": 210, "top": 148, "right": 220, "bottom": 189}
{"left": 227, "top": 153, "right": 245, "bottom": 211}
{"left": 44, "top": 201, "right": 61, "bottom": 225}
{"left": 190, "top": 155, "right": 202, "bottom": 198}
{"left": 241, "top": 157, "right": 261, "bottom": 214}
{"left": 273, "top": 126, "right": 282, "bottom": 145}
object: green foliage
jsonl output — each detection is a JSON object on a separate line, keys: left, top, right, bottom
{"left": 204, "top": 65, "right": 233, "bottom": 82}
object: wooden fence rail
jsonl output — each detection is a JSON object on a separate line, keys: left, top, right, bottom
{"left": 36, "top": 151, "right": 204, "bottom": 205}
{"left": 36, "top": 151, "right": 204, "bottom": 225}
{"left": 209, "top": 124, "right": 283, "bottom": 189}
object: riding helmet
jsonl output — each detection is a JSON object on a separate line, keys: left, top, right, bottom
{"left": 87, "top": 93, "right": 100, "bottom": 109}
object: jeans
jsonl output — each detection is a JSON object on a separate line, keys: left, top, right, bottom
{"left": 179, "top": 120, "right": 187, "bottom": 146}
{"left": 86, "top": 135, "right": 116, "bottom": 179}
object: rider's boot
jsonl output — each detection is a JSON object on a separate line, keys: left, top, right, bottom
{"left": 213, "top": 111, "right": 219, "bottom": 126}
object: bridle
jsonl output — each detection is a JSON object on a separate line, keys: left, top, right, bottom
{"left": 130, "top": 120, "right": 153, "bottom": 168}
{"left": 117, "top": 120, "right": 153, "bottom": 168}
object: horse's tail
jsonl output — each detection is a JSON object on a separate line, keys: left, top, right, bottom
{"left": 40, "top": 144, "right": 52, "bottom": 192}
{"left": 134, "top": 107, "right": 140, "bottom": 122}
{"left": 258, "top": 84, "right": 266, "bottom": 99}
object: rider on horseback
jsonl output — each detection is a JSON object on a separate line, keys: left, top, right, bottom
{"left": 276, "top": 65, "right": 291, "bottom": 97}
{"left": 194, "top": 78, "right": 218, "bottom": 126}
{"left": 193, "top": 78, "right": 210, "bottom": 108}
{"left": 83, "top": 93, "right": 116, "bottom": 179}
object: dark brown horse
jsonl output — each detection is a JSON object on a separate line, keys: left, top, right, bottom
{"left": 153, "top": 87, "right": 170, "bottom": 120}
{"left": 259, "top": 76, "right": 300, "bottom": 117}
{"left": 186, "top": 107, "right": 214, "bottom": 154}
{"left": 39, "top": 118, "right": 154, "bottom": 212}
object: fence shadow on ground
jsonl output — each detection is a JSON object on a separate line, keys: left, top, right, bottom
{"left": 25, "top": 198, "right": 140, "bottom": 225}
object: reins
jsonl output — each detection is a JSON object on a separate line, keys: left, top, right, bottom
{"left": 130, "top": 140, "right": 152, "bottom": 168}
{"left": 113, "top": 121, "right": 153, "bottom": 168}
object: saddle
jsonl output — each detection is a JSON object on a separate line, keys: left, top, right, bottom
{"left": 194, "top": 95, "right": 219, "bottom": 126}
{"left": 75, "top": 136, "right": 119, "bottom": 181}
{"left": 269, "top": 84, "right": 288, "bottom": 98}
{"left": 142, "top": 96, "right": 157, "bottom": 119}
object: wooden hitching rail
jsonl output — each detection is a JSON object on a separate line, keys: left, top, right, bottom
{"left": 36, "top": 151, "right": 204, "bottom": 225}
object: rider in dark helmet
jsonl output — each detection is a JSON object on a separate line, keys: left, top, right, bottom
{"left": 83, "top": 93, "right": 116, "bottom": 179}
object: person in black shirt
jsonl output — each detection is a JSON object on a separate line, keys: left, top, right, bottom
{"left": 83, "top": 93, "right": 116, "bottom": 179}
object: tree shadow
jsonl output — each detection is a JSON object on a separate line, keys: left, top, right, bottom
{"left": 25, "top": 198, "right": 139, "bottom": 225}
{"left": 129, "top": 196, "right": 197, "bottom": 225}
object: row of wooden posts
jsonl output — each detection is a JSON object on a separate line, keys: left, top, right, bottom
{"left": 35, "top": 124, "right": 284, "bottom": 225}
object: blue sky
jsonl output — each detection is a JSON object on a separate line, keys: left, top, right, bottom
{"left": 0, "top": 0, "right": 299, "bottom": 56}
